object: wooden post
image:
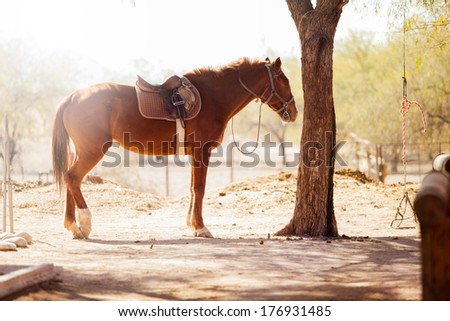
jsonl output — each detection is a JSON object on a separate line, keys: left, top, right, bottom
{"left": 375, "top": 144, "right": 384, "bottom": 182}
{"left": 165, "top": 156, "right": 169, "bottom": 197}
{"left": 229, "top": 149, "right": 234, "bottom": 183}
{"left": 6, "top": 119, "right": 13, "bottom": 233}
{"left": 355, "top": 142, "right": 360, "bottom": 172}
{"left": 414, "top": 171, "right": 450, "bottom": 300}
{"left": 2, "top": 136, "right": 6, "bottom": 232}
{"left": 2, "top": 117, "right": 13, "bottom": 233}
{"left": 417, "top": 144, "right": 422, "bottom": 182}
{"left": 366, "top": 150, "right": 372, "bottom": 179}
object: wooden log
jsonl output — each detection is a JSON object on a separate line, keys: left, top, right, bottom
{"left": 0, "top": 263, "right": 58, "bottom": 299}
{"left": 415, "top": 172, "right": 450, "bottom": 226}
{"left": 414, "top": 172, "right": 450, "bottom": 300}
{"left": 433, "top": 153, "right": 450, "bottom": 177}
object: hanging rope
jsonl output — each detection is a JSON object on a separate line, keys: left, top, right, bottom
{"left": 391, "top": 3, "right": 427, "bottom": 228}
{"left": 392, "top": 96, "right": 427, "bottom": 227}
{"left": 399, "top": 97, "right": 427, "bottom": 166}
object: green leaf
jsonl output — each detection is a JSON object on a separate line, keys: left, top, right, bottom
{"left": 415, "top": 55, "right": 424, "bottom": 71}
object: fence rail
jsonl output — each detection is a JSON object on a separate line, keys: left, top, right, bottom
{"left": 351, "top": 140, "right": 450, "bottom": 184}
{"left": 3, "top": 138, "right": 450, "bottom": 198}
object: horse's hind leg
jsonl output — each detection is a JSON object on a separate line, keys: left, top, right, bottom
{"left": 63, "top": 188, "right": 83, "bottom": 239}
{"left": 64, "top": 151, "right": 105, "bottom": 239}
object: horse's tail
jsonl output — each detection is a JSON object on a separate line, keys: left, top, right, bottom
{"left": 52, "top": 96, "right": 71, "bottom": 191}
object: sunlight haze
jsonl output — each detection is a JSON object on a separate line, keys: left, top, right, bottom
{"left": 0, "top": 0, "right": 388, "bottom": 75}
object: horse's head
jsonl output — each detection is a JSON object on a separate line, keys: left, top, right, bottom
{"left": 239, "top": 57, "right": 298, "bottom": 123}
{"left": 263, "top": 57, "right": 298, "bottom": 123}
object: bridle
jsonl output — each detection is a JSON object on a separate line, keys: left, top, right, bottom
{"left": 238, "top": 63, "right": 295, "bottom": 121}
{"left": 231, "top": 63, "right": 295, "bottom": 155}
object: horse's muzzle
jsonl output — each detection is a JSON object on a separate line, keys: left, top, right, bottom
{"left": 283, "top": 103, "right": 298, "bottom": 122}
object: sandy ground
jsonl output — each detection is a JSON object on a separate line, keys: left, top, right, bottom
{"left": 0, "top": 170, "right": 422, "bottom": 300}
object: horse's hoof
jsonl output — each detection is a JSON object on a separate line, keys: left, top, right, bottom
{"left": 72, "top": 231, "right": 85, "bottom": 239}
{"left": 195, "top": 227, "right": 214, "bottom": 238}
{"left": 79, "top": 225, "right": 91, "bottom": 239}
{"left": 77, "top": 209, "right": 92, "bottom": 239}
{"left": 68, "top": 222, "right": 85, "bottom": 239}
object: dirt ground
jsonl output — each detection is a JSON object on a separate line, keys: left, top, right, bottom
{"left": 1, "top": 170, "right": 422, "bottom": 300}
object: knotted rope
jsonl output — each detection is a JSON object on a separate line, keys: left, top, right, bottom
{"left": 391, "top": 96, "right": 427, "bottom": 227}
{"left": 399, "top": 96, "right": 427, "bottom": 165}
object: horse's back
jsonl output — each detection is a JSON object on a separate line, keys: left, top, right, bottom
{"left": 61, "top": 83, "right": 137, "bottom": 150}
{"left": 64, "top": 83, "right": 134, "bottom": 107}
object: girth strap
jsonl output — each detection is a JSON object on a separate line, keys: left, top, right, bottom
{"left": 172, "top": 89, "right": 186, "bottom": 128}
{"left": 175, "top": 119, "right": 186, "bottom": 156}
{"left": 172, "top": 88, "right": 187, "bottom": 155}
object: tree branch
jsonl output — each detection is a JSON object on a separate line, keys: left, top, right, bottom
{"left": 316, "top": 0, "right": 348, "bottom": 11}
{"left": 285, "top": 0, "right": 314, "bottom": 24}
{"left": 428, "top": 112, "right": 450, "bottom": 125}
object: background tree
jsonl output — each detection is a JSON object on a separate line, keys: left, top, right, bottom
{"left": 408, "top": 3, "right": 450, "bottom": 143}
{"left": 0, "top": 39, "right": 80, "bottom": 170}
{"left": 0, "top": 122, "right": 20, "bottom": 167}
{"left": 333, "top": 2, "right": 449, "bottom": 168}
{"left": 277, "top": 0, "right": 448, "bottom": 237}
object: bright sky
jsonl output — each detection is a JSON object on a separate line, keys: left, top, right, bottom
{"left": 0, "top": 0, "right": 389, "bottom": 74}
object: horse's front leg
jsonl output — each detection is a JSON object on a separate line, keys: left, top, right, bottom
{"left": 189, "top": 148, "right": 213, "bottom": 238}
{"left": 186, "top": 164, "right": 195, "bottom": 228}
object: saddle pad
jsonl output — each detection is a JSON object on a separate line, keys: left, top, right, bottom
{"left": 135, "top": 76, "right": 202, "bottom": 121}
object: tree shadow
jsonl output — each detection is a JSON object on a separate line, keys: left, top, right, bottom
{"left": 8, "top": 236, "right": 421, "bottom": 300}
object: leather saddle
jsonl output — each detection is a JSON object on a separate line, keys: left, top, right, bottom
{"left": 137, "top": 75, "right": 181, "bottom": 93}
{"left": 135, "top": 75, "right": 201, "bottom": 123}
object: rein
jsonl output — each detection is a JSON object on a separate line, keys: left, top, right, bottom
{"left": 231, "top": 64, "right": 294, "bottom": 155}
{"left": 231, "top": 101, "right": 263, "bottom": 155}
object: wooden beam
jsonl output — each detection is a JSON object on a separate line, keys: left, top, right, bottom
{"left": 0, "top": 264, "right": 59, "bottom": 299}
{"left": 415, "top": 172, "right": 450, "bottom": 300}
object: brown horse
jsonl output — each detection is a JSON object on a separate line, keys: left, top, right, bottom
{"left": 52, "top": 57, "right": 298, "bottom": 239}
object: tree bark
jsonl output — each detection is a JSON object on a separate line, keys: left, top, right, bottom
{"left": 276, "top": 0, "right": 347, "bottom": 236}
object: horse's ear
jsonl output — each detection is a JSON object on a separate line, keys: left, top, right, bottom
{"left": 273, "top": 57, "right": 282, "bottom": 71}
{"left": 265, "top": 57, "right": 271, "bottom": 63}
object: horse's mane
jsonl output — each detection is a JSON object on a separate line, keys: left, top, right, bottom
{"left": 186, "top": 57, "right": 264, "bottom": 78}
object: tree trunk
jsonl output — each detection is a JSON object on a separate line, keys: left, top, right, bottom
{"left": 414, "top": 172, "right": 450, "bottom": 300}
{"left": 276, "top": 0, "right": 347, "bottom": 236}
